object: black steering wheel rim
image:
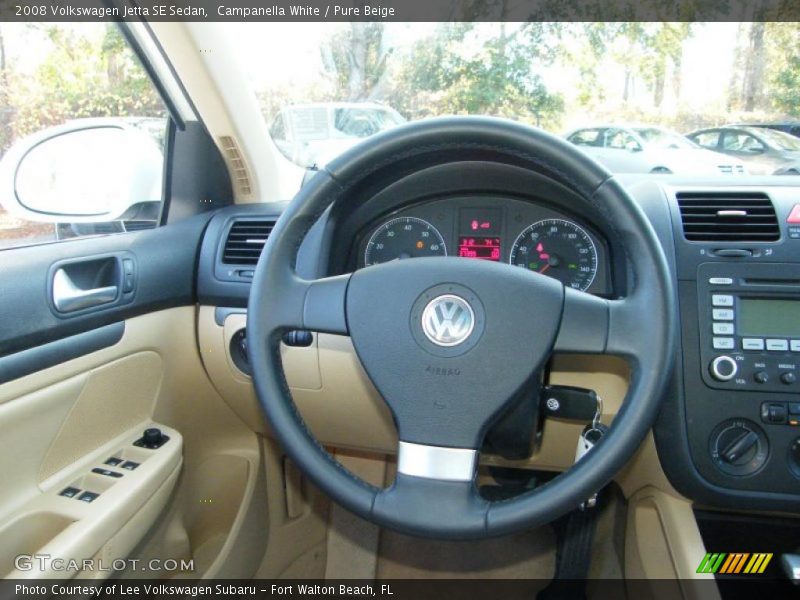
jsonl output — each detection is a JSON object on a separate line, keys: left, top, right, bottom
{"left": 247, "top": 116, "right": 676, "bottom": 539}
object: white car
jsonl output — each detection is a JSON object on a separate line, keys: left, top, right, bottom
{"left": 269, "top": 102, "right": 406, "bottom": 168}
{"left": 565, "top": 125, "right": 748, "bottom": 175}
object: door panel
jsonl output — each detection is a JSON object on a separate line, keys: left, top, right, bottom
{"left": 0, "top": 212, "right": 265, "bottom": 579}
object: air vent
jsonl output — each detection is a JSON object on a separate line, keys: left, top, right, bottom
{"left": 219, "top": 136, "right": 253, "bottom": 197}
{"left": 677, "top": 192, "right": 779, "bottom": 242}
{"left": 222, "top": 219, "right": 276, "bottom": 265}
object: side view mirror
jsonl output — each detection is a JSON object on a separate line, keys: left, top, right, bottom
{"left": 626, "top": 143, "right": 643, "bottom": 153}
{"left": 0, "top": 119, "right": 164, "bottom": 223}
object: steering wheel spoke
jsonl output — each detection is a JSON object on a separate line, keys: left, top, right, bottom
{"left": 268, "top": 274, "right": 350, "bottom": 335}
{"left": 373, "top": 442, "right": 488, "bottom": 538}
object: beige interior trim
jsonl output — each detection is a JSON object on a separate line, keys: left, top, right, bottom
{"left": 625, "top": 487, "right": 718, "bottom": 598}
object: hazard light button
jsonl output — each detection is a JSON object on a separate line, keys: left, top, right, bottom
{"left": 788, "top": 204, "right": 800, "bottom": 224}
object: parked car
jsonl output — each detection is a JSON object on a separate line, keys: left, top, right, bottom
{"left": 269, "top": 102, "right": 406, "bottom": 167}
{"left": 686, "top": 125, "right": 800, "bottom": 175}
{"left": 565, "top": 125, "right": 748, "bottom": 175}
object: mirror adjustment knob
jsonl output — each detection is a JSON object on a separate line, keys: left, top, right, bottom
{"left": 143, "top": 428, "right": 163, "bottom": 446}
{"left": 710, "top": 356, "right": 738, "bottom": 382}
{"left": 135, "top": 427, "right": 168, "bottom": 449}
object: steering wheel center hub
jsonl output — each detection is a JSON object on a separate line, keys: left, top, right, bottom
{"left": 421, "top": 294, "right": 475, "bottom": 347}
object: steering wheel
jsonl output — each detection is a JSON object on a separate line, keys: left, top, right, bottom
{"left": 248, "top": 117, "right": 676, "bottom": 539}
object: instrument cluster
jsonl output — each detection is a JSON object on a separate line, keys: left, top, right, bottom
{"left": 354, "top": 195, "right": 611, "bottom": 294}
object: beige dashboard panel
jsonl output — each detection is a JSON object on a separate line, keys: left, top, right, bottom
{"left": 199, "top": 306, "right": 643, "bottom": 470}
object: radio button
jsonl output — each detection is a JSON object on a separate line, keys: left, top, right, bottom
{"left": 754, "top": 371, "right": 769, "bottom": 384}
{"left": 714, "top": 323, "right": 735, "bottom": 335}
{"left": 713, "top": 309, "right": 734, "bottom": 321}
{"left": 713, "top": 337, "right": 735, "bottom": 350}
{"left": 742, "top": 338, "right": 765, "bottom": 351}
{"left": 710, "top": 356, "right": 738, "bottom": 381}
{"left": 791, "top": 340, "right": 800, "bottom": 352}
{"left": 767, "top": 339, "right": 789, "bottom": 352}
{"left": 709, "top": 277, "right": 733, "bottom": 285}
{"left": 712, "top": 294, "right": 734, "bottom": 307}
{"left": 781, "top": 372, "right": 797, "bottom": 385}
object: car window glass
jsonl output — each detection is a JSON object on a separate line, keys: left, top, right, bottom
{"left": 722, "top": 132, "right": 764, "bottom": 153}
{"left": 0, "top": 23, "right": 167, "bottom": 250}
{"left": 692, "top": 131, "right": 721, "bottom": 149}
{"left": 568, "top": 129, "right": 602, "bottom": 147}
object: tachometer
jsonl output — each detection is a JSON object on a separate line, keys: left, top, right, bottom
{"left": 509, "top": 219, "right": 598, "bottom": 291}
{"left": 364, "top": 217, "right": 447, "bottom": 266}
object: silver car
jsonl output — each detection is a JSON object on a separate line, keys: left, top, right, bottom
{"left": 565, "top": 125, "right": 747, "bottom": 175}
{"left": 686, "top": 125, "right": 800, "bottom": 175}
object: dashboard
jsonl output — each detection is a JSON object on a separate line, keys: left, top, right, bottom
{"left": 197, "top": 169, "right": 800, "bottom": 516}
{"left": 352, "top": 196, "right": 611, "bottom": 295}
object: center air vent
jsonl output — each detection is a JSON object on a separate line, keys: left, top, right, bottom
{"left": 676, "top": 192, "right": 779, "bottom": 242}
{"left": 222, "top": 219, "right": 276, "bottom": 265}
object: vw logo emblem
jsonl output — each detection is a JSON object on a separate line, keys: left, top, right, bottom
{"left": 421, "top": 294, "right": 475, "bottom": 347}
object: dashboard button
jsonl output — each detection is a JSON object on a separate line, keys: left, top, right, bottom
{"left": 767, "top": 339, "right": 789, "bottom": 352}
{"left": 713, "top": 323, "right": 734, "bottom": 335}
{"left": 791, "top": 340, "right": 800, "bottom": 352}
{"left": 781, "top": 372, "right": 797, "bottom": 385}
{"left": 742, "top": 338, "right": 765, "bottom": 351}
{"left": 713, "top": 337, "right": 734, "bottom": 350}
{"left": 754, "top": 371, "right": 769, "bottom": 384}
{"left": 761, "top": 403, "right": 787, "bottom": 423}
{"left": 712, "top": 294, "right": 734, "bottom": 307}
{"left": 713, "top": 309, "right": 734, "bottom": 321}
{"left": 709, "top": 277, "right": 733, "bottom": 285}
{"left": 790, "top": 403, "right": 800, "bottom": 415}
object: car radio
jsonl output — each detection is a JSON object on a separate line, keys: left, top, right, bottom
{"left": 698, "top": 262, "right": 800, "bottom": 393}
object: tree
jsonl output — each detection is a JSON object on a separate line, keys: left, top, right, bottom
{"left": 770, "top": 27, "right": 800, "bottom": 115}
{"left": 393, "top": 23, "right": 564, "bottom": 126}
{"left": 320, "top": 23, "right": 391, "bottom": 101}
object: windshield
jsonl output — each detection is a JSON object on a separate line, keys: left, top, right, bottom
{"left": 633, "top": 128, "right": 698, "bottom": 150}
{"left": 756, "top": 127, "right": 800, "bottom": 151}
{"left": 223, "top": 22, "right": 800, "bottom": 174}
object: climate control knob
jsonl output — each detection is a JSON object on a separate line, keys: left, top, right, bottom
{"left": 710, "top": 355, "right": 738, "bottom": 382}
{"left": 710, "top": 419, "right": 768, "bottom": 476}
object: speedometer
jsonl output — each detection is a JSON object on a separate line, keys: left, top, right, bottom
{"left": 364, "top": 217, "right": 447, "bottom": 266}
{"left": 509, "top": 219, "right": 598, "bottom": 291}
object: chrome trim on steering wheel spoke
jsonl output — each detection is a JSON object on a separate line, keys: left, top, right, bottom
{"left": 397, "top": 441, "right": 478, "bottom": 482}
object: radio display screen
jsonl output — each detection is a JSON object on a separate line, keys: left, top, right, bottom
{"left": 739, "top": 299, "right": 800, "bottom": 338}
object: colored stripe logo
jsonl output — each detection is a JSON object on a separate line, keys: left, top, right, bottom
{"left": 697, "top": 553, "right": 773, "bottom": 574}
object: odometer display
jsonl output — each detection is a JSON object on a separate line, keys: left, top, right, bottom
{"left": 364, "top": 217, "right": 447, "bottom": 266}
{"left": 509, "top": 219, "right": 598, "bottom": 291}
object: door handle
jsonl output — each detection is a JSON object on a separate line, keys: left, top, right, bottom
{"left": 52, "top": 268, "right": 118, "bottom": 313}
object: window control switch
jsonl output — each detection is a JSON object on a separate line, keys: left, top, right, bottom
{"left": 59, "top": 486, "right": 81, "bottom": 498}
{"left": 121, "top": 461, "right": 140, "bottom": 471}
{"left": 104, "top": 457, "right": 123, "bottom": 467}
{"left": 77, "top": 491, "right": 99, "bottom": 503}
{"left": 92, "top": 467, "right": 123, "bottom": 478}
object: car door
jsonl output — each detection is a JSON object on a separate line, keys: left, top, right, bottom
{"left": 0, "top": 23, "right": 263, "bottom": 580}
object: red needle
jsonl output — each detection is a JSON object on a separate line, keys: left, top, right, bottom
{"left": 539, "top": 264, "right": 551, "bottom": 274}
